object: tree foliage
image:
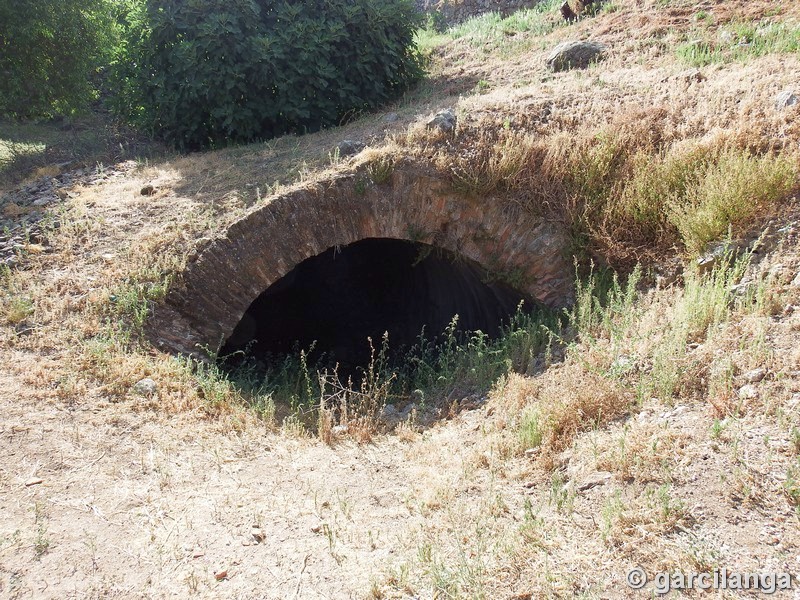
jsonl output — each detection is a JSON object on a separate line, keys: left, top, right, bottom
{"left": 0, "top": 0, "right": 115, "bottom": 118}
{"left": 114, "top": 0, "right": 424, "bottom": 148}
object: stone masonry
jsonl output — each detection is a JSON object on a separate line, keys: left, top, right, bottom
{"left": 152, "top": 167, "right": 573, "bottom": 356}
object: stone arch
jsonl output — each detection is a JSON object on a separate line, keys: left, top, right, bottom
{"left": 151, "top": 167, "right": 573, "bottom": 356}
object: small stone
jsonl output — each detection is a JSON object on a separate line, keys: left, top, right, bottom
{"left": 383, "top": 112, "right": 399, "bottom": 123}
{"left": 380, "top": 404, "right": 402, "bottom": 428}
{"left": 545, "top": 40, "right": 607, "bottom": 72}
{"left": 331, "top": 424, "right": 348, "bottom": 436}
{"left": 251, "top": 528, "right": 265, "bottom": 543}
{"left": 611, "top": 355, "right": 634, "bottom": 373}
{"left": 426, "top": 109, "right": 457, "bottom": 133}
{"left": 214, "top": 570, "right": 228, "bottom": 581}
{"left": 25, "top": 477, "right": 43, "bottom": 487}
{"left": 577, "top": 471, "right": 612, "bottom": 491}
{"left": 738, "top": 384, "right": 758, "bottom": 400}
{"left": 729, "top": 281, "right": 755, "bottom": 296}
{"left": 133, "top": 377, "right": 157, "bottom": 396}
{"left": 335, "top": 140, "right": 365, "bottom": 157}
{"left": 718, "top": 29, "right": 735, "bottom": 44}
{"left": 678, "top": 68, "right": 705, "bottom": 83}
{"left": 743, "top": 368, "right": 767, "bottom": 384}
{"left": 192, "top": 550, "right": 205, "bottom": 558}
{"left": 524, "top": 447, "right": 540, "bottom": 457}
{"left": 140, "top": 185, "right": 156, "bottom": 196}
{"left": 775, "top": 90, "right": 798, "bottom": 111}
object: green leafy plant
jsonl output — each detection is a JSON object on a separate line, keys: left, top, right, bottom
{"left": 0, "top": 0, "right": 117, "bottom": 118}
{"left": 113, "top": 0, "right": 424, "bottom": 149}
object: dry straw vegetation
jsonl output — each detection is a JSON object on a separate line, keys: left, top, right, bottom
{"left": 2, "top": 0, "right": 800, "bottom": 598}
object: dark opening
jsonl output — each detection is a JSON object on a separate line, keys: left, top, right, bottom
{"left": 220, "top": 238, "right": 533, "bottom": 374}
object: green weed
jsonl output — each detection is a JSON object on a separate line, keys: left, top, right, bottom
{"left": 668, "top": 150, "right": 797, "bottom": 254}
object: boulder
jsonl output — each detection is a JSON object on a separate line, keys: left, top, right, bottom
{"left": 426, "top": 109, "right": 457, "bottom": 133}
{"left": 546, "top": 40, "right": 607, "bottom": 72}
{"left": 335, "top": 140, "right": 366, "bottom": 157}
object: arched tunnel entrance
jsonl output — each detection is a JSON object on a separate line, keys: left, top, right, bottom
{"left": 219, "top": 238, "right": 534, "bottom": 374}
{"left": 150, "top": 169, "right": 575, "bottom": 360}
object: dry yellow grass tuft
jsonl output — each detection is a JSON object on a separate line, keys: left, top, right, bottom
{"left": 499, "top": 363, "right": 634, "bottom": 464}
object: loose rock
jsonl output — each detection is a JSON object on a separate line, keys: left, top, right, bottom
{"left": 335, "top": 140, "right": 365, "bottom": 157}
{"left": 775, "top": 90, "right": 798, "bottom": 110}
{"left": 426, "top": 109, "right": 457, "bottom": 133}
{"left": 545, "top": 40, "right": 607, "bottom": 72}
{"left": 743, "top": 368, "right": 767, "bottom": 384}
{"left": 738, "top": 384, "right": 758, "bottom": 401}
{"left": 577, "top": 471, "right": 612, "bottom": 491}
{"left": 133, "top": 378, "right": 158, "bottom": 396}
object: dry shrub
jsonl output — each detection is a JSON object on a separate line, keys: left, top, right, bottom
{"left": 317, "top": 399, "right": 336, "bottom": 446}
{"left": 605, "top": 142, "right": 719, "bottom": 250}
{"left": 601, "top": 485, "right": 691, "bottom": 559}
{"left": 410, "top": 104, "right": 799, "bottom": 267}
{"left": 594, "top": 422, "right": 690, "bottom": 483}
{"left": 500, "top": 363, "right": 634, "bottom": 466}
{"left": 448, "top": 129, "right": 536, "bottom": 195}
{"left": 668, "top": 149, "right": 799, "bottom": 254}
{"left": 313, "top": 359, "right": 396, "bottom": 445}
{"left": 395, "top": 417, "right": 419, "bottom": 443}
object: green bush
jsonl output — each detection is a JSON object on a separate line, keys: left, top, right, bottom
{"left": 0, "top": 0, "right": 116, "bottom": 118}
{"left": 668, "top": 150, "right": 798, "bottom": 253}
{"left": 114, "top": 0, "right": 424, "bottom": 149}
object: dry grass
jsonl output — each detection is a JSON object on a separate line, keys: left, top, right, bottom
{"left": 500, "top": 365, "right": 634, "bottom": 463}
{"left": 593, "top": 421, "right": 691, "bottom": 484}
